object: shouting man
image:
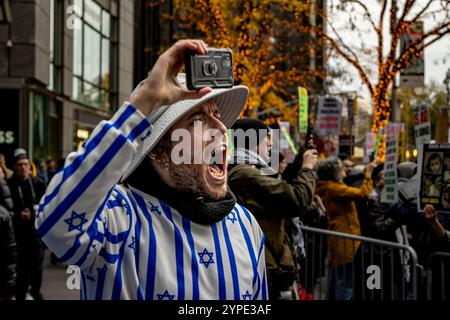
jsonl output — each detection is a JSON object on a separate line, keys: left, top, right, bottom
{"left": 36, "top": 40, "right": 267, "bottom": 300}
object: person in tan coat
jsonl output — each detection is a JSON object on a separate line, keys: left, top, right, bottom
{"left": 315, "top": 157, "right": 377, "bottom": 300}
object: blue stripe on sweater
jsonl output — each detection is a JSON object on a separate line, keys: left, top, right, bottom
{"left": 182, "top": 217, "right": 199, "bottom": 300}
{"left": 211, "top": 223, "right": 226, "bottom": 300}
{"left": 133, "top": 196, "right": 144, "bottom": 300}
{"left": 131, "top": 193, "right": 157, "bottom": 300}
{"left": 235, "top": 207, "right": 258, "bottom": 288}
{"left": 110, "top": 204, "right": 133, "bottom": 300}
{"left": 221, "top": 219, "right": 240, "bottom": 299}
{"left": 159, "top": 201, "right": 185, "bottom": 300}
{"left": 253, "top": 235, "right": 265, "bottom": 300}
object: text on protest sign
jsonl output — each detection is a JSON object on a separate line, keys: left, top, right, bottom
{"left": 381, "top": 123, "right": 399, "bottom": 203}
{"left": 316, "top": 96, "right": 341, "bottom": 136}
{"left": 414, "top": 103, "right": 431, "bottom": 147}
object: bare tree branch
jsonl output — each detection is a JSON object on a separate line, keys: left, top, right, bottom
{"left": 309, "top": 4, "right": 362, "bottom": 67}
{"left": 377, "top": 0, "right": 388, "bottom": 79}
{"left": 342, "top": 0, "right": 377, "bottom": 32}
{"left": 390, "top": 0, "right": 397, "bottom": 36}
{"left": 392, "top": 23, "right": 450, "bottom": 73}
{"left": 397, "top": 0, "right": 415, "bottom": 27}
{"left": 393, "top": 21, "right": 450, "bottom": 69}
{"left": 383, "top": 0, "right": 418, "bottom": 79}
{"left": 409, "top": 0, "right": 434, "bottom": 24}
{"left": 315, "top": 29, "right": 374, "bottom": 96}
{"left": 379, "top": 0, "right": 388, "bottom": 30}
{"left": 419, "top": 9, "right": 450, "bottom": 20}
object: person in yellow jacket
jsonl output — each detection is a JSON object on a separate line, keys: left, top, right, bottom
{"left": 315, "top": 157, "right": 377, "bottom": 300}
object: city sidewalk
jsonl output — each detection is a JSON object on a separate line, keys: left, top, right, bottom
{"left": 41, "top": 250, "right": 79, "bottom": 300}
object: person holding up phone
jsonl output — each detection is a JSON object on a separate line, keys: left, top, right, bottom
{"left": 36, "top": 40, "right": 267, "bottom": 300}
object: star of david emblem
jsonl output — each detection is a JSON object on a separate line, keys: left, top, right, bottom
{"left": 242, "top": 290, "right": 252, "bottom": 300}
{"left": 128, "top": 236, "right": 137, "bottom": 252}
{"left": 198, "top": 248, "right": 214, "bottom": 268}
{"left": 227, "top": 211, "right": 237, "bottom": 224}
{"left": 150, "top": 204, "right": 161, "bottom": 215}
{"left": 157, "top": 290, "right": 175, "bottom": 300}
{"left": 64, "top": 211, "right": 88, "bottom": 232}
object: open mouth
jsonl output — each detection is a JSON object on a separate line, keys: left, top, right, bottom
{"left": 208, "top": 144, "right": 227, "bottom": 179}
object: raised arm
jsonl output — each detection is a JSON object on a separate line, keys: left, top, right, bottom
{"left": 35, "top": 40, "right": 212, "bottom": 268}
{"left": 229, "top": 150, "right": 319, "bottom": 219}
{"left": 328, "top": 160, "right": 377, "bottom": 200}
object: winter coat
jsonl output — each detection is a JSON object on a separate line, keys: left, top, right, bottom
{"left": 0, "top": 177, "right": 13, "bottom": 212}
{"left": 0, "top": 204, "right": 17, "bottom": 299}
{"left": 315, "top": 175, "right": 372, "bottom": 268}
{"left": 228, "top": 165, "right": 316, "bottom": 272}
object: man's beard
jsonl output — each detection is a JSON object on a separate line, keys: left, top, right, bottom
{"left": 167, "top": 162, "right": 227, "bottom": 200}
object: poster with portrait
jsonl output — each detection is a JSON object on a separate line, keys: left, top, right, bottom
{"left": 418, "top": 143, "right": 450, "bottom": 213}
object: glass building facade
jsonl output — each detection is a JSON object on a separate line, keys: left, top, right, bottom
{"left": 0, "top": 0, "right": 133, "bottom": 165}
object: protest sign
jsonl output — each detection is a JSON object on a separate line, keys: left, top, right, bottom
{"left": 298, "top": 87, "right": 308, "bottom": 134}
{"left": 400, "top": 21, "right": 424, "bottom": 88}
{"left": 279, "top": 121, "right": 297, "bottom": 163}
{"left": 381, "top": 123, "right": 399, "bottom": 203}
{"left": 316, "top": 96, "right": 341, "bottom": 136}
{"left": 418, "top": 143, "right": 450, "bottom": 213}
{"left": 414, "top": 103, "right": 431, "bottom": 147}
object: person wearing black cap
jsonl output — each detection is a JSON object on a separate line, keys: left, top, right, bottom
{"left": 228, "top": 118, "right": 319, "bottom": 300}
{"left": 8, "top": 149, "right": 46, "bottom": 300}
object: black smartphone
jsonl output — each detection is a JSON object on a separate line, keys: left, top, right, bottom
{"left": 184, "top": 48, "right": 234, "bottom": 90}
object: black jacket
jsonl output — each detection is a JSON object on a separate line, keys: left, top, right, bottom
{"left": 0, "top": 205, "right": 17, "bottom": 299}
{"left": 8, "top": 175, "right": 46, "bottom": 239}
{"left": 8, "top": 175, "right": 46, "bottom": 215}
{"left": 0, "top": 177, "right": 13, "bottom": 212}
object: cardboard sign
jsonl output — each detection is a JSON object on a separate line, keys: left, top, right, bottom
{"left": 400, "top": 21, "right": 424, "bottom": 88}
{"left": 316, "top": 96, "right": 341, "bottom": 136}
{"left": 279, "top": 121, "right": 297, "bottom": 163}
{"left": 414, "top": 103, "right": 431, "bottom": 147}
{"left": 298, "top": 87, "right": 309, "bottom": 134}
{"left": 365, "top": 132, "right": 375, "bottom": 153}
{"left": 381, "top": 123, "right": 399, "bottom": 203}
{"left": 418, "top": 143, "right": 450, "bottom": 213}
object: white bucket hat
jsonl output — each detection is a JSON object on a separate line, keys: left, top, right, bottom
{"left": 121, "top": 74, "right": 248, "bottom": 181}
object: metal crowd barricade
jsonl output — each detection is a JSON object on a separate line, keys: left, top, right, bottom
{"left": 426, "top": 252, "right": 450, "bottom": 300}
{"left": 298, "top": 225, "right": 419, "bottom": 300}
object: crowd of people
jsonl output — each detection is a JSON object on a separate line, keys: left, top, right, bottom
{"left": 0, "top": 150, "right": 62, "bottom": 300}
{"left": 0, "top": 39, "right": 449, "bottom": 301}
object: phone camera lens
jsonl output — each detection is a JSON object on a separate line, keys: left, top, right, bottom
{"left": 202, "top": 60, "right": 218, "bottom": 76}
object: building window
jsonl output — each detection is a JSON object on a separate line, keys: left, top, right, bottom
{"left": 49, "top": 0, "right": 64, "bottom": 93}
{"left": 29, "top": 91, "right": 62, "bottom": 162}
{"left": 72, "top": 0, "right": 117, "bottom": 111}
